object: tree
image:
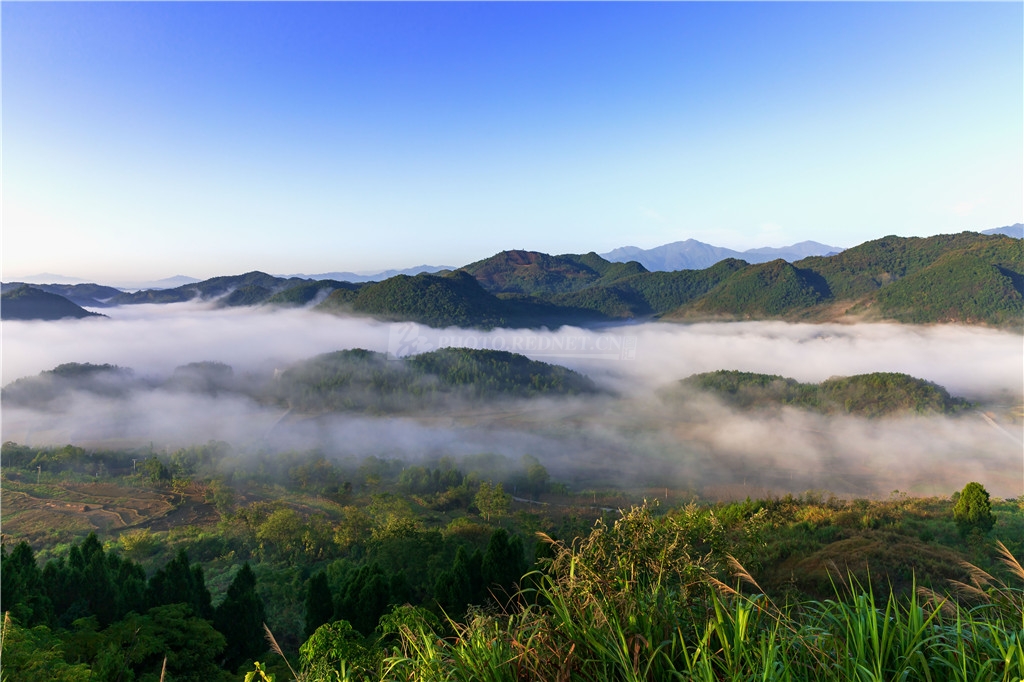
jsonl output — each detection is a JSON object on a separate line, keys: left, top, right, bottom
{"left": 481, "top": 528, "right": 526, "bottom": 598}
{"left": 523, "top": 454, "right": 550, "bottom": 499}
{"left": 305, "top": 572, "right": 334, "bottom": 639}
{"left": 147, "top": 549, "right": 213, "bottom": 619}
{"left": 214, "top": 563, "right": 267, "bottom": 672}
{"left": 953, "top": 482, "right": 996, "bottom": 537}
{"left": 475, "top": 481, "right": 511, "bottom": 522}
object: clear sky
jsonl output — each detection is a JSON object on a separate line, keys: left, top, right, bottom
{"left": 3, "top": 2, "right": 1022, "bottom": 282}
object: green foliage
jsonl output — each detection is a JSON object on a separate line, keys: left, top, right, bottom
{"left": 874, "top": 249, "right": 1023, "bottom": 326}
{"left": 954, "top": 482, "right": 996, "bottom": 537}
{"left": 299, "top": 620, "right": 380, "bottom": 681}
{"left": 305, "top": 573, "right": 335, "bottom": 639}
{"left": 683, "top": 259, "right": 827, "bottom": 317}
{"left": 678, "top": 369, "right": 969, "bottom": 416}
{"left": 214, "top": 563, "right": 267, "bottom": 672}
{"left": 276, "top": 347, "right": 597, "bottom": 414}
{"left": 96, "top": 603, "right": 231, "bottom": 682}
{"left": 474, "top": 481, "right": 511, "bottom": 522}
{"left": 266, "top": 280, "right": 355, "bottom": 306}
{"left": 147, "top": 548, "right": 213, "bottom": 618}
{"left": 0, "top": 614, "right": 92, "bottom": 682}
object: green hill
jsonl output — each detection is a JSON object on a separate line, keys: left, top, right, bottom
{"left": 674, "top": 260, "right": 827, "bottom": 318}
{"left": 676, "top": 369, "right": 968, "bottom": 417}
{"left": 265, "top": 280, "right": 357, "bottom": 306}
{"left": 67, "top": 232, "right": 1023, "bottom": 329}
{"left": 317, "top": 270, "right": 605, "bottom": 328}
{"left": 0, "top": 285, "right": 106, "bottom": 321}
{"left": 871, "top": 251, "right": 1023, "bottom": 325}
{"left": 463, "top": 250, "right": 646, "bottom": 296}
{"left": 109, "top": 271, "right": 311, "bottom": 305}
{"left": 1, "top": 362, "right": 135, "bottom": 407}
{"left": 275, "top": 347, "right": 599, "bottom": 413}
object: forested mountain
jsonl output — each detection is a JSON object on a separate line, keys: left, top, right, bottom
{"left": 0, "top": 285, "right": 106, "bottom": 321}
{"left": 8, "top": 232, "right": 1020, "bottom": 328}
{"left": 1, "top": 281, "right": 123, "bottom": 308}
{"left": 2, "top": 349, "right": 599, "bottom": 416}
{"left": 674, "top": 370, "right": 969, "bottom": 417}
{"left": 277, "top": 347, "right": 597, "bottom": 413}
{"left": 108, "top": 271, "right": 323, "bottom": 305}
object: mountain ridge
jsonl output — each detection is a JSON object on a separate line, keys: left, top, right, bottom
{"left": 601, "top": 239, "right": 844, "bottom": 271}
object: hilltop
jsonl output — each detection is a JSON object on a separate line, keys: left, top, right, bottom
{"left": 0, "top": 285, "right": 106, "bottom": 321}
{"left": 8, "top": 231, "right": 1020, "bottom": 330}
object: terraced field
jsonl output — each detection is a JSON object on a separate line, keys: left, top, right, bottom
{"left": 0, "top": 477, "right": 219, "bottom": 547}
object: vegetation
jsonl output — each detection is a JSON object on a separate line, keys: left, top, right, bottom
{"left": 675, "top": 370, "right": 970, "bottom": 416}
{"left": 2, "top": 433, "right": 1021, "bottom": 681}
{"left": 0, "top": 285, "right": 105, "bottom": 321}
{"left": 2, "top": 350, "right": 599, "bottom": 416}
{"left": 22, "top": 232, "right": 1016, "bottom": 328}
{"left": 954, "top": 482, "right": 997, "bottom": 538}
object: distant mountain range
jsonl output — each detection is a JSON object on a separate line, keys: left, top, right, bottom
{"left": 601, "top": 239, "right": 844, "bottom": 271}
{"left": 278, "top": 264, "right": 455, "bottom": 283}
{"left": 3, "top": 227, "right": 1021, "bottom": 328}
{"left": 981, "top": 223, "right": 1023, "bottom": 239}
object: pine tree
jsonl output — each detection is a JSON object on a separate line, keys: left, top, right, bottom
{"left": 305, "top": 572, "right": 334, "bottom": 639}
{"left": 214, "top": 563, "right": 267, "bottom": 672}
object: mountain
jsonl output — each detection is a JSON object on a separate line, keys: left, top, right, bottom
{"left": 12, "top": 273, "right": 88, "bottom": 285}
{"left": 981, "top": 223, "right": 1023, "bottom": 239}
{"left": 279, "top": 265, "right": 454, "bottom": 283}
{"left": 673, "top": 370, "right": 968, "bottom": 417}
{"left": 110, "top": 270, "right": 346, "bottom": 305}
{"left": 2, "top": 282, "right": 123, "bottom": 308}
{"left": 34, "top": 232, "right": 1018, "bottom": 330}
{"left": 601, "top": 239, "right": 843, "bottom": 271}
{"left": 310, "top": 233, "right": 1021, "bottom": 328}
{"left": 116, "top": 275, "right": 201, "bottom": 290}
{"left": 3, "top": 350, "right": 599, "bottom": 415}
{"left": 1, "top": 285, "right": 106, "bottom": 321}
{"left": 277, "top": 347, "right": 598, "bottom": 413}
{"left": 462, "top": 250, "right": 646, "bottom": 296}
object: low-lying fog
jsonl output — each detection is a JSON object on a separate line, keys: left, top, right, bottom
{"left": 3, "top": 302, "right": 1022, "bottom": 499}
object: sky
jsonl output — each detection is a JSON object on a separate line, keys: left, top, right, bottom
{"left": 3, "top": 2, "right": 1022, "bottom": 283}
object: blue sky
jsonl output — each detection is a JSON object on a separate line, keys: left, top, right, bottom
{"left": 3, "top": 2, "right": 1022, "bottom": 282}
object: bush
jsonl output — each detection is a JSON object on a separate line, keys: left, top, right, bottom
{"left": 953, "top": 482, "right": 996, "bottom": 537}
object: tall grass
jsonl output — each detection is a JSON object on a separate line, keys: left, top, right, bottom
{"left": 253, "top": 509, "right": 1024, "bottom": 682}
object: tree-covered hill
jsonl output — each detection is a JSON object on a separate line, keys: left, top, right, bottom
{"left": 109, "top": 271, "right": 313, "bottom": 305}
{"left": 1, "top": 362, "right": 138, "bottom": 408}
{"left": 675, "top": 369, "right": 969, "bottom": 417}
{"left": 670, "top": 259, "right": 828, "bottom": 318}
{"left": 2, "top": 350, "right": 599, "bottom": 415}
{"left": 266, "top": 280, "right": 357, "bottom": 306}
{"left": 276, "top": 347, "right": 598, "bottom": 413}
{"left": 1, "top": 282, "right": 123, "bottom": 308}
{"left": 17, "top": 231, "right": 1020, "bottom": 329}
{"left": 0, "top": 285, "right": 106, "bottom": 321}
{"left": 462, "top": 250, "right": 647, "bottom": 296}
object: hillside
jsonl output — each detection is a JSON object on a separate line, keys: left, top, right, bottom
{"left": 109, "top": 271, "right": 314, "bottom": 305}
{"left": 3, "top": 349, "right": 599, "bottom": 415}
{"left": 17, "top": 232, "right": 1020, "bottom": 329}
{"left": 0, "top": 285, "right": 106, "bottom": 321}
{"left": 276, "top": 347, "right": 598, "bottom": 413}
{"left": 462, "top": 250, "right": 646, "bottom": 296}
{"left": 674, "top": 370, "right": 969, "bottom": 417}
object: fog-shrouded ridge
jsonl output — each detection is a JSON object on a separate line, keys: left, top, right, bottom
{"left": 2, "top": 303, "right": 1021, "bottom": 499}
